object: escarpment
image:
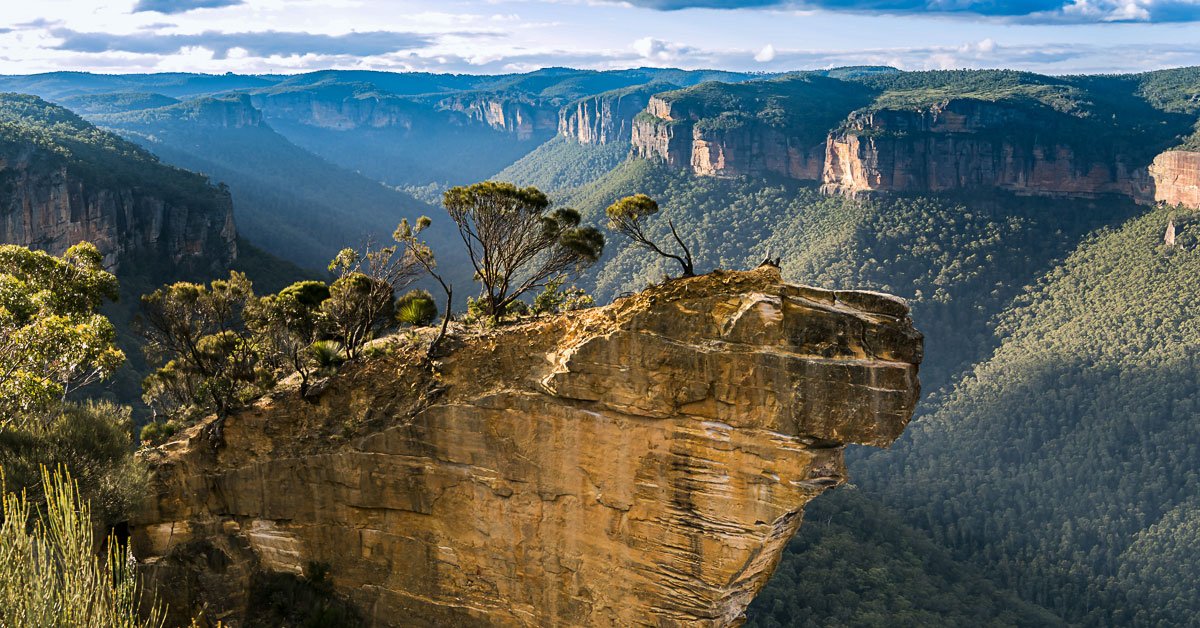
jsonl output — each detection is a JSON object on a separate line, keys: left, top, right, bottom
{"left": 130, "top": 267, "right": 923, "bottom": 627}
{"left": 628, "top": 92, "right": 1200, "bottom": 210}
{"left": 440, "top": 94, "right": 558, "bottom": 141}
{"left": 0, "top": 94, "right": 237, "bottom": 270}
{"left": 559, "top": 85, "right": 667, "bottom": 145}
{"left": 820, "top": 100, "right": 1151, "bottom": 198}
{"left": 1147, "top": 150, "right": 1200, "bottom": 208}
{"left": 251, "top": 89, "right": 423, "bottom": 131}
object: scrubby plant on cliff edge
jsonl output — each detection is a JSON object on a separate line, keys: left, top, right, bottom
{"left": 245, "top": 280, "right": 331, "bottom": 396}
{"left": 0, "top": 467, "right": 165, "bottom": 628}
{"left": 605, "top": 193, "right": 696, "bottom": 278}
{"left": 138, "top": 271, "right": 270, "bottom": 421}
{"left": 0, "top": 243, "right": 145, "bottom": 527}
{"left": 442, "top": 182, "right": 604, "bottom": 323}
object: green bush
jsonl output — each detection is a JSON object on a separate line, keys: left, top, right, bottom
{"left": 0, "top": 467, "right": 165, "bottom": 627}
{"left": 395, "top": 289, "right": 438, "bottom": 327}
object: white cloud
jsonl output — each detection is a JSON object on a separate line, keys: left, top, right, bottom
{"left": 754, "top": 43, "right": 776, "bottom": 62}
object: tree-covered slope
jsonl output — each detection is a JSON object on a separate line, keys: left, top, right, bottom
{"left": 745, "top": 489, "right": 1063, "bottom": 628}
{"left": 492, "top": 136, "right": 631, "bottom": 195}
{"left": 855, "top": 205, "right": 1200, "bottom": 625}
{"left": 91, "top": 95, "right": 463, "bottom": 275}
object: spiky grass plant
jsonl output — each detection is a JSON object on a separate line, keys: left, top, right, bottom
{"left": 0, "top": 467, "right": 165, "bottom": 628}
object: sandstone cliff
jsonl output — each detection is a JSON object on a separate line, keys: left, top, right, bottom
{"left": 821, "top": 99, "right": 1150, "bottom": 198}
{"left": 0, "top": 94, "right": 237, "bottom": 271}
{"left": 251, "top": 87, "right": 422, "bottom": 131}
{"left": 559, "top": 85, "right": 668, "bottom": 145}
{"left": 1147, "top": 150, "right": 1200, "bottom": 208}
{"left": 630, "top": 77, "right": 874, "bottom": 182}
{"left": 130, "top": 267, "right": 922, "bottom": 627}
{"left": 440, "top": 94, "right": 558, "bottom": 141}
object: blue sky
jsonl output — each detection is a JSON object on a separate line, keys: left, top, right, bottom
{"left": 1, "top": 0, "right": 1198, "bottom": 75}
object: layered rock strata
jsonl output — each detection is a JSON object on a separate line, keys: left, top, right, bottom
{"left": 130, "top": 267, "right": 922, "bottom": 627}
{"left": 628, "top": 95, "right": 1200, "bottom": 209}
{"left": 0, "top": 149, "right": 237, "bottom": 270}
{"left": 559, "top": 85, "right": 666, "bottom": 145}
{"left": 1148, "top": 150, "right": 1200, "bottom": 208}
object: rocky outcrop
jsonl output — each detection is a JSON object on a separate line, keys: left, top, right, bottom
{"left": 631, "top": 96, "right": 700, "bottom": 168}
{"left": 692, "top": 126, "right": 825, "bottom": 180}
{"left": 559, "top": 85, "right": 667, "bottom": 145}
{"left": 0, "top": 95, "right": 238, "bottom": 272}
{"left": 0, "top": 155, "right": 237, "bottom": 271}
{"left": 130, "top": 267, "right": 922, "bottom": 627}
{"left": 251, "top": 89, "right": 422, "bottom": 131}
{"left": 820, "top": 100, "right": 1150, "bottom": 198}
{"left": 1147, "top": 150, "right": 1200, "bottom": 208}
{"left": 440, "top": 95, "right": 558, "bottom": 141}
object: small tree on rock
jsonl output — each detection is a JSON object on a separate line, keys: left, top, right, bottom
{"left": 245, "top": 280, "right": 330, "bottom": 396}
{"left": 605, "top": 194, "right": 695, "bottom": 277}
{"left": 321, "top": 243, "right": 419, "bottom": 359}
{"left": 442, "top": 182, "right": 604, "bottom": 323}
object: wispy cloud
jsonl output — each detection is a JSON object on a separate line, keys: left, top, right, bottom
{"left": 49, "top": 28, "right": 438, "bottom": 59}
{"left": 605, "top": 0, "right": 1200, "bottom": 23}
{"left": 131, "top": 0, "right": 245, "bottom": 14}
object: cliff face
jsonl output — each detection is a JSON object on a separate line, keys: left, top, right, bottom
{"left": 1148, "top": 150, "right": 1200, "bottom": 208}
{"left": 559, "top": 86, "right": 665, "bottom": 145}
{"left": 821, "top": 100, "right": 1148, "bottom": 198}
{"left": 440, "top": 95, "right": 558, "bottom": 141}
{"left": 252, "top": 91, "right": 420, "bottom": 131}
{"left": 0, "top": 153, "right": 237, "bottom": 270}
{"left": 0, "top": 96, "right": 238, "bottom": 271}
{"left": 692, "top": 126, "right": 825, "bottom": 180}
{"left": 630, "top": 94, "right": 1200, "bottom": 210}
{"left": 631, "top": 96, "right": 698, "bottom": 168}
{"left": 130, "top": 267, "right": 922, "bottom": 627}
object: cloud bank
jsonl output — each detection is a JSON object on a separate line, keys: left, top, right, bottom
{"left": 50, "top": 29, "right": 436, "bottom": 59}
{"left": 131, "top": 0, "right": 245, "bottom": 14}
{"left": 610, "top": 0, "right": 1200, "bottom": 23}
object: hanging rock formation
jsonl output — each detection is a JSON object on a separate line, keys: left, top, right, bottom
{"left": 130, "top": 267, "right": 923, "bottom": 627}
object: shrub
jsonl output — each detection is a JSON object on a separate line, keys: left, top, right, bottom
{"left": 0, "top": 467, "right": 165, "bottom": 627}
{"left": 395, "top": 289, "right": 438, "bottom": 327}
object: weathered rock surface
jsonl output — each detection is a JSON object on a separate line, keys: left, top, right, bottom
{"left": 559, "top": 85, "right": 667, "bottom": 145}
{"left": 629, "top": 94, "right": 1200, "bottom": 210}
{"left": 440, "top": 94, "right": 558, "bottom": 141}
{"left": 130, "top": 267, "right": 922, "bottom": 627}
{"left": 1148, "top": 150, "right": 1200, "bottom": 208}
{"left": 0, "top": 140, "right": 237, "bottom": 271}
{"left": 821, "top": 100, "right": 1150, "bottom": 199}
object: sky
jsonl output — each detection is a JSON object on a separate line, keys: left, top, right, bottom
{"left": 1, "top": 0, "right": 1199, "bottom": 76}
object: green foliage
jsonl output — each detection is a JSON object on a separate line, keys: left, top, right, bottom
{"left": 245, "top": 280, "right": 331, "bottom": 394}
{"left": 0, "top": 467, "right": 165, "bottom": 628}
{"left": 853, "top": 206, "right": 1200, "bottom": 625}
{"left": 0, "top": 243, "right": 125, "bottom": 424}
{"left": 139, "top": 271, "right": 269, "bottom": 420}
{"left": 0, "top": 401, "right": 146, "bottom": 528}
{"left": 0, "top": 93, "right": 229, "bottom": 223}
{"left": 442, "top": 182, "right": 604, "bottom": 321}
{"left": 651, "top": 75, "right": 877, "bottom": 146}
{"left": 605, "top": 193, "right": 695, "bottom": 277}
{"left": 745, "top": 489, "right": 1063, "bottom": 628}
{"left": 532, "top": 277, "right": 594, "bottom": 315}
{"left": 138, "top": 419, "right": 180, "bottom": 446}
{"left": 494, "top": 136, "right": 631, "bottom": 195}
{"left": 395, "top": 289, "right": 438, "bottom": 326}
{"left": 307, "top": 340, "right": 346, "bottom": 371}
